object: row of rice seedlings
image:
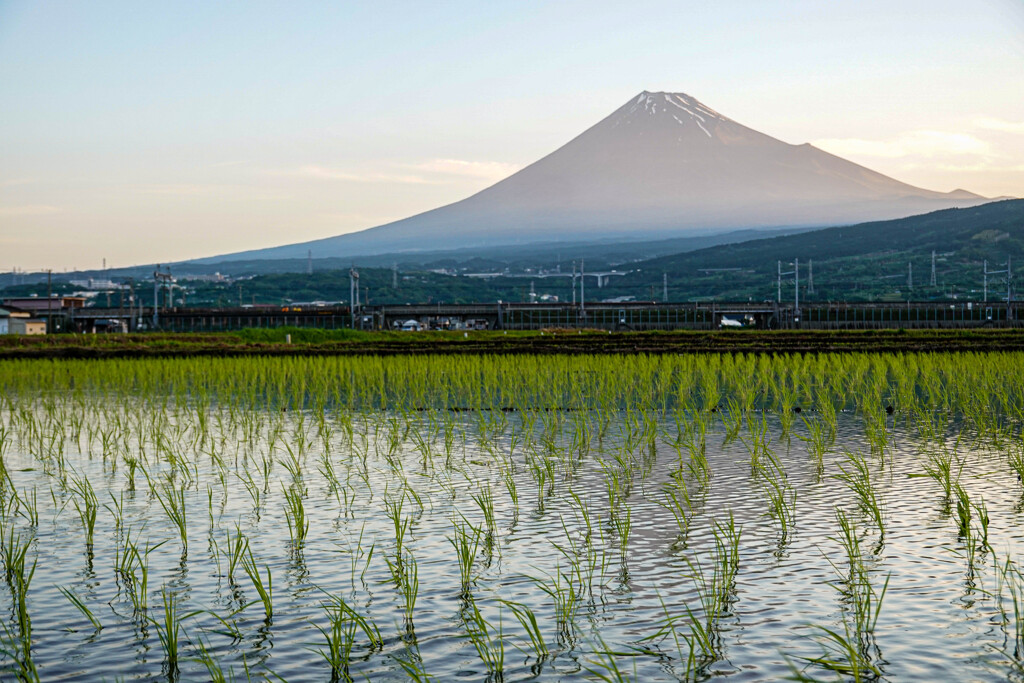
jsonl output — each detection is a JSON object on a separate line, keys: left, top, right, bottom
{"left": 3, "top": 353, "right": 1020, "bottom": 428}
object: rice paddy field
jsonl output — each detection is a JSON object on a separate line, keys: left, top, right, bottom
{"left": 1, "top": 353, "right": 1024, "bottom": 681}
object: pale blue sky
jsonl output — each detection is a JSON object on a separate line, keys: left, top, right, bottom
{"left": 2, "top": 0, "right": 1023, "bottom": 270}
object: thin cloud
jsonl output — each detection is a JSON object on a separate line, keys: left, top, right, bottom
{"left": 0, "top": 178, "right": 37, "bottom": 188}
{"left": 974, "top": 117, "right": 1024, "bottom": 134}
{"left": 136, "top": 184, "right": 222, "bottom": 196}
{"left": 276, "top": 159, "right": 519, "bottom": 186}
{"left": 405, "top": 159, "right": 521, "bottom": 182}
{"left": 814, "top": 131, "right": 991, "bottom": 159}
{"left": 291, "top": 165, "right": 441, "bottom": 185}
{"left": 0, "top": 204, "right": 61, "bottom": 216}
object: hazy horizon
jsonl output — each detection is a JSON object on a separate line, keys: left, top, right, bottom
{"left": 2, "top": 0, "right": 1023, "bottom": 270}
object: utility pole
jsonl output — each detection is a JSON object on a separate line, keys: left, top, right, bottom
{"left": 778, "top": 260, "right": 797, "bottom": 327}
{"left": 663, "top": 272, "right": 668, "bottom": 302}
{"left": 987, "top": 258, "right": 1012, "bottom": 305}
{"left": 908, "top": 262, "right": 913, "bottom": 291}
{"left": 153, "top": 268, "right": 159, "bottom": 329}
{"left": 984, "top": 260, "right": 988, "bottom": 302}
{"left": 572, "top": 262, "right": 577, "bottom": 307}
{"left": 794, "top": 257, "right": 799, "bottom": 318}
{"left": 349, "top": 268, "right": 359, "bottom": 328}
{"left": 152, "top": 266, "right": 173, "bottom": 329}
{"left": 930, "top": 250, "right": 936, "bottom": 287}
{"left": 807, "top": 259, "right": 814, "bottom": 295}
{"left": 777, "top": 261, "right": 782, "bottom": 303}
{"left": 581, "top": 260, "right": 588, "bottom": 312}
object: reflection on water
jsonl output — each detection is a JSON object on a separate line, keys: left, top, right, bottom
{"left": 2, "top": 404, "right": 1023, "bottom": 681}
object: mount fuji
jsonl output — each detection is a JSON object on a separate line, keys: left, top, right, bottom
{"left": 196, "top": 91, "right": 991, "bottom": 263}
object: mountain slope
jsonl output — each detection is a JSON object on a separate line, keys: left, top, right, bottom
{"left": 196, "top": 91, "right": 993, "bottom": 263}
{"left": 616, "top": 198, "right": 1024, "bottom": 301}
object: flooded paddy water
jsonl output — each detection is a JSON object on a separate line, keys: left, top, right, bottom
{"left": 1, "top": 353, "right": 1023, "bottom": 681}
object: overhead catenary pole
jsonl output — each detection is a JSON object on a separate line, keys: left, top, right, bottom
{"left": 777, "top": 261, "right": 782, "bottom": 303}
{"left": 663, "top": 272, "right": 668, "bottom": 302}
{"left": 984, "top": 259, "right": 988, "bottom": 302}
{"left": 794, "top": 257, "right": 799, "bottom": 320}
{"left": 930, "top": 250, "right": 937, "bottom": 287}
{"left": 1008, "top": 256, "right": 1013, "bottom": 305}
{"left": 153, "top": 266, "right": 160, "bottom": 329}
{"left": 571, "top": 261, "right": 577, "bottom": 307}
{"left": 580, "top": 258, "right": 586, "bottom": 318}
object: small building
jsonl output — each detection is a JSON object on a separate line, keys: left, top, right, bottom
{"left": 1, "top": 296, "right": 86, "bottom": 313}
{"left": 10, "top": 318, "right": 46, "bottom": 335}
{"left": 0, "top": 307, "right": 45, "bottom": 335}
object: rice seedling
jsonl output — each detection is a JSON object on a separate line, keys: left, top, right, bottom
{"left": 383, "top": 492, "right": 412, "bottom": 575}
{"left": 610, "top": 504, "right": 631, "bottom": 559}
{"left": 315, "top": 592, "right": 383, "bottom": 681}
{"left": 0, "top": 526, "right": 36, "bottom": 680}
{"left": 193, "top": 637, "right": 234, "bottom": 683}
{"left": 993, "top": 555, "right": 1024, "bottom": 667}
{"left": 498, "top": 599, "right": 549, "bottom": 661}
{"left": 240, "top": 547, "right": 273, "bottom": 621}
{"left": 834, "top": 450, "right": 884, "bottom": 539}
{"left": 449, "top": 518, "right": 482, "bottom": 598}
{"left": 149, "top": 586, "right": 204, "bottom": 678}
{"left": 470, "top": 485, "right": 497, "bottom": 542}
{"left": 910, "top": 432, "right": 965, "bottom": 503}
{"left": 282, "top": 483, "right": 309, "bottom": 544}
{"left": 462, "top": 599, "right": 504, "bottom": 679}
{"left": 755, "top": 449, "right": 796, "bottom": 544}
{"left": 116, "top": 532, "right": 163, "bottom": 615}
{"left": 635, "top": 595, "right": 699, "bottom": 678}
{"left": 798, "top": 414, "right": 834, "bottom": 476}
{"left": 1008, "top": 442, "right": 1024, "bottom": 488}
{"left": 531, "top": 564, "right": 584, "bottom": 646}
{"left": 681, "top": 513, "right": 742, "bottom": 663}
{"left": 223, "top": 525, "right": 249, "bottom": 581}
{"left": 153, "top": 477, "right": 189, "bottom": 554}
{"left": 798, "top": 509, "right": 889, "bottom": 680}
{"left": 67, "top": 470, "right": 98, "bottom": 549}
{"left": 58, "top": 585, "right": 103, "bottom": 631}
{"left": 392, "top": 645, "right": 435, "bottom": 682}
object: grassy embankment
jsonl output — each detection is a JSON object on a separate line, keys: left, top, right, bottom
{"left": 2, "top": 327, "right": 1024, "bottom": 359}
